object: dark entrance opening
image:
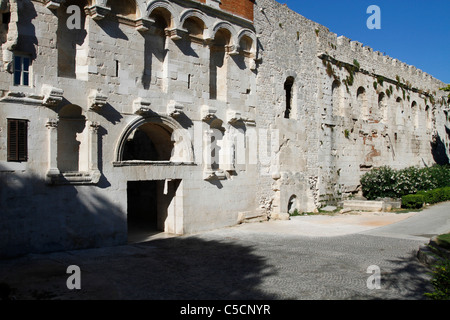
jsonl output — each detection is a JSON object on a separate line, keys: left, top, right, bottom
{"left": 127, "top": 180, "right": 160, "bottom": 243}
{"left": 127, "top": 179, "right": 182, "bottom": 243}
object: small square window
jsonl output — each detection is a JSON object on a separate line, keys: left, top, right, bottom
{"left": 13, "top": 55, "right": 31, "bottom": 86}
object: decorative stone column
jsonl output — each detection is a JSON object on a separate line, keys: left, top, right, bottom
{"left": 88, "top": 121, "right": 101, "bottom": 184}
{"left": 203, "top": 129, "right": 216, "bottom": 180}
{"left": 46, "top": 118, "right": 60, "bottom": 178}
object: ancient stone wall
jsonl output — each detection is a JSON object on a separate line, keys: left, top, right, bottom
{"left": 0, "top": 0, "right": 448, "bottom": 257}
{"left": 0, "top": 0, "right": 260, "bottom": 257}
{"left": 253, "top": 0, "right": 449, "bottom": 211}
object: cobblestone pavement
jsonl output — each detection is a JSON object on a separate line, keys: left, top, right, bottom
{"left": 1, "top": 203, "right": 449, "bottom": 301}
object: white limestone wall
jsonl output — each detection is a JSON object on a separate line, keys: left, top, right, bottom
{"left": 254, "top": 0, "right": 449, "bottom": 209}
{"left": 0, "top": 0, "right": 261, "bottom": 257}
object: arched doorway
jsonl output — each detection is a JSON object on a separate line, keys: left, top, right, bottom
{"left": 115, "top": 115, "right": 193, "bottom": 243}
{"left": 122, "top": 122, "right": 174, "bottom": 161}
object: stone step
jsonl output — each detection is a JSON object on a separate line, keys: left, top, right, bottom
{"left": 238, "top": 210, "right": 269, "bottom": 224}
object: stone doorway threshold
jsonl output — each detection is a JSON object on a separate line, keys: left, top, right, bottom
{"left": 127, "top": 228, "right": 179, "bottom": 244}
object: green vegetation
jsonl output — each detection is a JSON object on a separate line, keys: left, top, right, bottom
{"left": 436, "top": 233, "right": 450, "bottom": 250}
{"left": 401, "top": 194, "right": 426, "bottom": 209}
{"left": 423, "top": 232, "right": 450, "bottom": 300}
{"left": 415, "top": 187, "right": 450, "bottom": 206}
{"left": 440, "top": 84, "right": 450, "bottom": 99}
{"left": 360, "top": 165, "right": 450, "bottom": 200}
{"left": 344, "top": 129, "right": 350, "bottom": 139}
{"left": 425, "top": 253, "right": 450, "bottom": 300}
{"left": 326, "top": 62, "right": 333, "bottom": 78}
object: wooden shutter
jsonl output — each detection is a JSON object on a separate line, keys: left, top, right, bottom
{"left": 7, "top": 119, "right": 28, "bottom": 162}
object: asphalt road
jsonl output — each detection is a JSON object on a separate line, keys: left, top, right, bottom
{"left": 0, "top": 202, "right": 449, "bottom": 302}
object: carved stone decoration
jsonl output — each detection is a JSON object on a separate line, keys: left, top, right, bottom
{"left": 84, "top": 5, "right": 111, "bottom": 20}
{"left": 88, "top": 90, "right": 107, "bottom": 110}
{"left": 227, "top": 109, "right": 243, "bottom": 124}
{"left": 135, "top": 17, "right": 155, "bottom": 33}
{"left": 42, "top": 85, "right": 64, "bottom": 107}
{"left": 201, "top": 105, "right": 217, "bottom": 122}
{"left": 167, "top": 100, "right": 184, "bottom": 118}
{"left": 244, "top": 118, "right": 256, "bottom": 127}
{"left": 0, "top": 91, "right": 43, "bottom": 105}
{"left": 88, "top": 90, "right": 108, "bottom": 110}
{"left": 45, "top": 118, "right": 59, "bottom": 129}
{"left": 89, "top": 121, "right": 100, "bottom": 132}
{"left": 133, "top": 97, "right": 152, "bottom": 115}
{"left": 226, "top": 45, "right": 239, "bottom": 56}
{"left": 44, "top": 0, "right": 66, "bottom": 10}
{"left": 203, "top": 169, "right": 217, "bottom": 181}
{"left": 165, "top": 28, "right": 183, "bottom": 41}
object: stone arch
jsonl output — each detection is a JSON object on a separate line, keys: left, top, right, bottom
{"left": 182, "top": 15, "right": 206, "bottom": 39}
{"left": 146, "top": 0, "right": 179, "bottom": 29}
{"left": 287, "top": 194, "right": 299, "bottom": 214}
{"left": 209, "top": 26, "right": 234, "bottom": 100}
{"left": 237, "top": 29, "right": 256, "bottom": 55}
{"left": 57, "top": 0, "right": 88, "bottom": 79}
{"left": 411, "top": 101, "right": 418, "bottom": 129}
{"left": 179, "top": 8, "right": 210, "bottom": 38}
{"left": 356, "top": 86, "right": 368, "bottom": 119}
{"left": 378, "top": 92, "right": 387, "bottom": 122}
{"left": 396, "top": 97, "right": 404, "bottom": 126}
{"left": 115, "top": 115, "right": 194, "bottom": 163}
{"left": 106, "top": 0, "right": 140, "bottom": 19}
{"left": 210, "top": 21, "right": 237, "bottom": 47}
{"left": 425, "top": 105, "right": 432, "bottom": 129}
{"left": 331, "top": 79, "right": 341, "bottom": 116}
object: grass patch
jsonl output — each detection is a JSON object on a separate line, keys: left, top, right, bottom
{"left": 436, "top": 233, "right": 450, "bottom": 250}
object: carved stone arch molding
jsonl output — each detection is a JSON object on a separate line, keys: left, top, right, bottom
{"left": 179, "top": 8, "right": 212, "bottom": 40}
{"left": 103, "top": 0, "right": 147, "bottom": 19}
{"left": 146, "top": 0, "right": 181, "bottom": 29}
{"left": 210, "top": 20, "right": 238, "bottom": 49}
{"left": 237, "top": 28, "right": 257, "bottom": 55}
{"left": 284, "top": 70, "right": 298, "bottom": 81}
{"left": 114, "top": 114, "right": 195, "bottom": 164}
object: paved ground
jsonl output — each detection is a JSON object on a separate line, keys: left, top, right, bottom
{"left": 0, "top": 202, "right": 449, "bottom": 301}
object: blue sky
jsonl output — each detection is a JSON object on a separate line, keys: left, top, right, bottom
{"left": 280, "top": 0, "right": 450, "bottom": 84}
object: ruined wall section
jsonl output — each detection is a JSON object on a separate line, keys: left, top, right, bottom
{"left": 254, "top": 0, "right": 449, "bottom": 211}
{"left": 315, "top": 24, "right": 449, "bottom": 203}
{"left": 253, "top": 0, "right": 326, "bottom": 214}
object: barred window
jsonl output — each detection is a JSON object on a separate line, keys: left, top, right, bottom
{"left": 7, "top": 119, "right": 28, "bottom": 162}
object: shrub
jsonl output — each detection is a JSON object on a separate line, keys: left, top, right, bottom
{"left": 417, "top": 187, "right": 450, "bottom": 204}
{"left": 436, "top": 233, "right": 450, "bottom": 250}
{"left": 401, "top": 194, "right": 425, "bottom": 209}
{"left": 425, "top": 257, "right": 450, "bottom": 300}
{"left": 361, "top": 165, "right": 450, "bottom": 200}
{"left": 360, "top": 166, "right": 397, "bottom": 200}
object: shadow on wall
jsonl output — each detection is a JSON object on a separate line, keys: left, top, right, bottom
{"left": 16, "top": 1, "right": 38, "bottom": 60}
{"left": 0, "top": 237, "right": 278, "bottom": 300}
{"left": 0, "top": 166, "right": 126, "bottom": 259}
{"left": 431, "top": 133, "right": 450, "bottom": 165}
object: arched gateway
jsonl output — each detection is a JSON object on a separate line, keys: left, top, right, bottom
{"left": 114, "top": 114, "right": 195, "bottom": 242}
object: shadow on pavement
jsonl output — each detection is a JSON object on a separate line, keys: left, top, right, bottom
{"left": 0, "top": 236, "right": 278, "bottom": 300}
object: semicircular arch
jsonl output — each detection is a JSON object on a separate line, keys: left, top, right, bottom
{"left": 115, "top": 115, "right": 194, "bottom": 163}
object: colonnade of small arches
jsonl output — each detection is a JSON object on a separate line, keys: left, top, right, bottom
{"left": 54, "top": 0, "right": 257, "bottom": 55}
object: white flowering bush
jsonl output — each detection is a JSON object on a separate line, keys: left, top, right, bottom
{"left": 361, "top": 165, "right": 450, "bottom": 200}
